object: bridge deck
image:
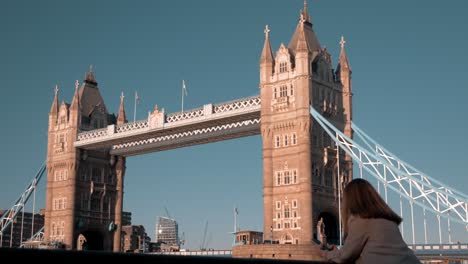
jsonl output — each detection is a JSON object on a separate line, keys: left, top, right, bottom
{"left": 74, "top": 96, "right": 261, "bottom": 156}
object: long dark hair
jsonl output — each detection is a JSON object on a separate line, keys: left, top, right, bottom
{"left": 342, "top": 178, "right": 402, "bottom": 234}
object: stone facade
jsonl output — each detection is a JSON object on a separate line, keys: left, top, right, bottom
{"left": 233, "top": 244, "right": 324, "bottom": 261}
{"left": 258, "top": 1, "right": 352, "bottom": 251}
{"left": 45, "top": 68, "right": 127, "bottom": 251}
{"left": 122, "top": 225, "right": 147, "bottom": 253}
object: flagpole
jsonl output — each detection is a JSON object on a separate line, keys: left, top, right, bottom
{"left": 181, "top": 80, "right": 185, "bottom": 113}
{"left": 233, "top": 207, "right": 237, "bottom": 245}
{"left": 134, "top": 91, "right": 137, "bottom": 123}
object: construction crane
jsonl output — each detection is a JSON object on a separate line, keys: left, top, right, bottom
{"left": 200, "top": 221, "right": 208, "bottom": 251}
{"left": 179, "top": 232, "right": 185, "bottom": 246}
{"left": 164, "top": 206, "right": 172, "bottom": 219}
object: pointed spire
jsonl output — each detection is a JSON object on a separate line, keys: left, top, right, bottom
{"left": 295, "top": 20, "right": 308, "bottom": 52}
{"left": 338, "top": 35, "right": 350, "bottom": 71}
{"left": 260, "top": 25, "right": 274, "bottom": 64}
{"left": 70, "top": 80, "right": 80, "bottom": 110}
{"left": 49, "top": 84, "right": 59, "bottom": 115}
{"left": 340, "top": 35, "right": 346, "bottom": 49}
{"left": 117, "top": 92, "right": 127, "bottom": 125}
{"left": 84, "top": 64, "right": 97, "bottom": 85}
{"left": 300, "top": 0, "right": 311, "bottom": 23}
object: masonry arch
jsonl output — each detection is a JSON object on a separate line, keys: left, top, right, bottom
{"left": 317, "top": 211, "right": 339, "bottom": 245}
{"left": 76, "top": 229, "right": 106, "bottom": 251}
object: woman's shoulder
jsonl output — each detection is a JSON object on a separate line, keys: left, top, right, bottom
{"left": 349, "top": 215, "right": 396, "bottom": 227}
{"left": 348, "top": 215, "right": 370, "bottom": 228}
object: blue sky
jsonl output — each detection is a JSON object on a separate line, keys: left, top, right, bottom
{"left": 0, "top": 0, "right": 467, "bottom": 249}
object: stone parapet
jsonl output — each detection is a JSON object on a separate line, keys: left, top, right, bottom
{"left": 232, "top": 244, "right": 324, "bottom": 261}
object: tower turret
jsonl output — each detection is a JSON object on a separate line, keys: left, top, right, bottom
{"left": 49, "top": 85, "right": 59, "bottom": 128}
{"left": 260, "top": 25, "right": 274, "bottom": 84}
{"left": 336, "top": 36, "right": 352, "bottom": 138}
{"left": 117, "top": 92, "right": 128, "bottom": 125}
{"left": 293, "top": 18, "right": 310, "bottom": 76}
{"left": 69, "top": 80, "right": 81, "bottom": 128}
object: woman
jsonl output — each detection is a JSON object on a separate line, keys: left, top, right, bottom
{"left": 319, "top": 178, "right": 421, "bottom": 264}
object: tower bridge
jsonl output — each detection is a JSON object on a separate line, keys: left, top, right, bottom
{"left": 1, "top": 1, "right": 467, "bottom": 262}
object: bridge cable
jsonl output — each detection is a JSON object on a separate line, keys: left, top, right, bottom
{"left": 310, "top": 106, "right": 468, "bottom": 227}
{"left": 0, "top": 163, "right": 46, "bottom": 247}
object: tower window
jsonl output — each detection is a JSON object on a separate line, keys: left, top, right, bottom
{"left": 280, "top": 62, "right": 287, "bottom": 73}
{"left": 292, "top": 200, "right": 297, "bottom": 208}
{"left": 60, "top": 222, "right": 65, "bottom": 236}
{"left": 91, "top": 196, "right": 101, "bottom": 212}
{"left": 52, "top": 222, "right": 56, "bottom": 236}
{"left": 284, "top": 171, "right": 290, "bottom": 185}
{"left": 290, "top": 84, "right": 294, "bottom": 96}
{"left": 325, "top": 169, "right": 333, "bottom": 187}
{"left": 92, "top": 168, "right": 102, "bottom": 183}
{"left": 292, "top": 133, "right": 297, "bottom": 145}
{"left": 276, "top": 201, "right": 281, "bottom": 210}
{"left": 275, "top": 136, "right": 281, "bottom": 148}
{"left": 280, "top": 86, "right": 288, "bottom": 97}
{"left": 284, "top": 206, "right": 290, "bottom": 218}
{"left": 274, "top": 87, "right": 277, "bottom": 99}
{"left": 277, "top": 172, "right": 282, "bottom": 186}
{"left": 284, "top": 135, "right": 289, "bottom": 146}
{"left": 312, "top": 61, "right": 318, "bottom": 73}
{"left": 81, "top": 193, "right": 89, "bottom": 210}
{"left": 293, "top": 170, "right": 297, "bottom": 184}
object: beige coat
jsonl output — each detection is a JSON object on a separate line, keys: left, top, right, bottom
{"left": 325, "top": 216, "right": 421, "bottom": 264}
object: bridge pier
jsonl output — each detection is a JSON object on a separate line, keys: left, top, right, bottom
{"left": 113, "top": 156, "right": 126, "bottom": 252}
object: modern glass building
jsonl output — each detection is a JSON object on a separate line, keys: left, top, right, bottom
{"left": 155, "top": 217, "right": 178, "bottom": 245}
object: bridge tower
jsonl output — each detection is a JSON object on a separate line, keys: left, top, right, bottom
{"left": 45, "top": 67, "right": 126, "bottom": 251}
{"left": 260, "top": 2, "right": 352, "bottom": 245}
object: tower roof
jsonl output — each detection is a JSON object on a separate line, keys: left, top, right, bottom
{"left": 260, "top": 25, "right": 274, "bottom": 64}
{"left": 78, "top": 67, "right": 108, "bottom": 117}
{"left": 288, "top": 2, "right": 321, "bottom": 56}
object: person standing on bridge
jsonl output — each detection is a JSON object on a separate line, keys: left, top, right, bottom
{"left": 318, "top": 178, "right": 421, "bottom": 263}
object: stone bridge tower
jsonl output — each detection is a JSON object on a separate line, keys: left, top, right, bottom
{"left": 45, "top": 67, "right": 127, "bottom": 251}
{"left": 260, "top": 2, "right": 353, "bottom": 245}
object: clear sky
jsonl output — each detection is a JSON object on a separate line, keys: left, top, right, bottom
{"left": 0, "top": 0, "right": 467, "bottom": 250}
